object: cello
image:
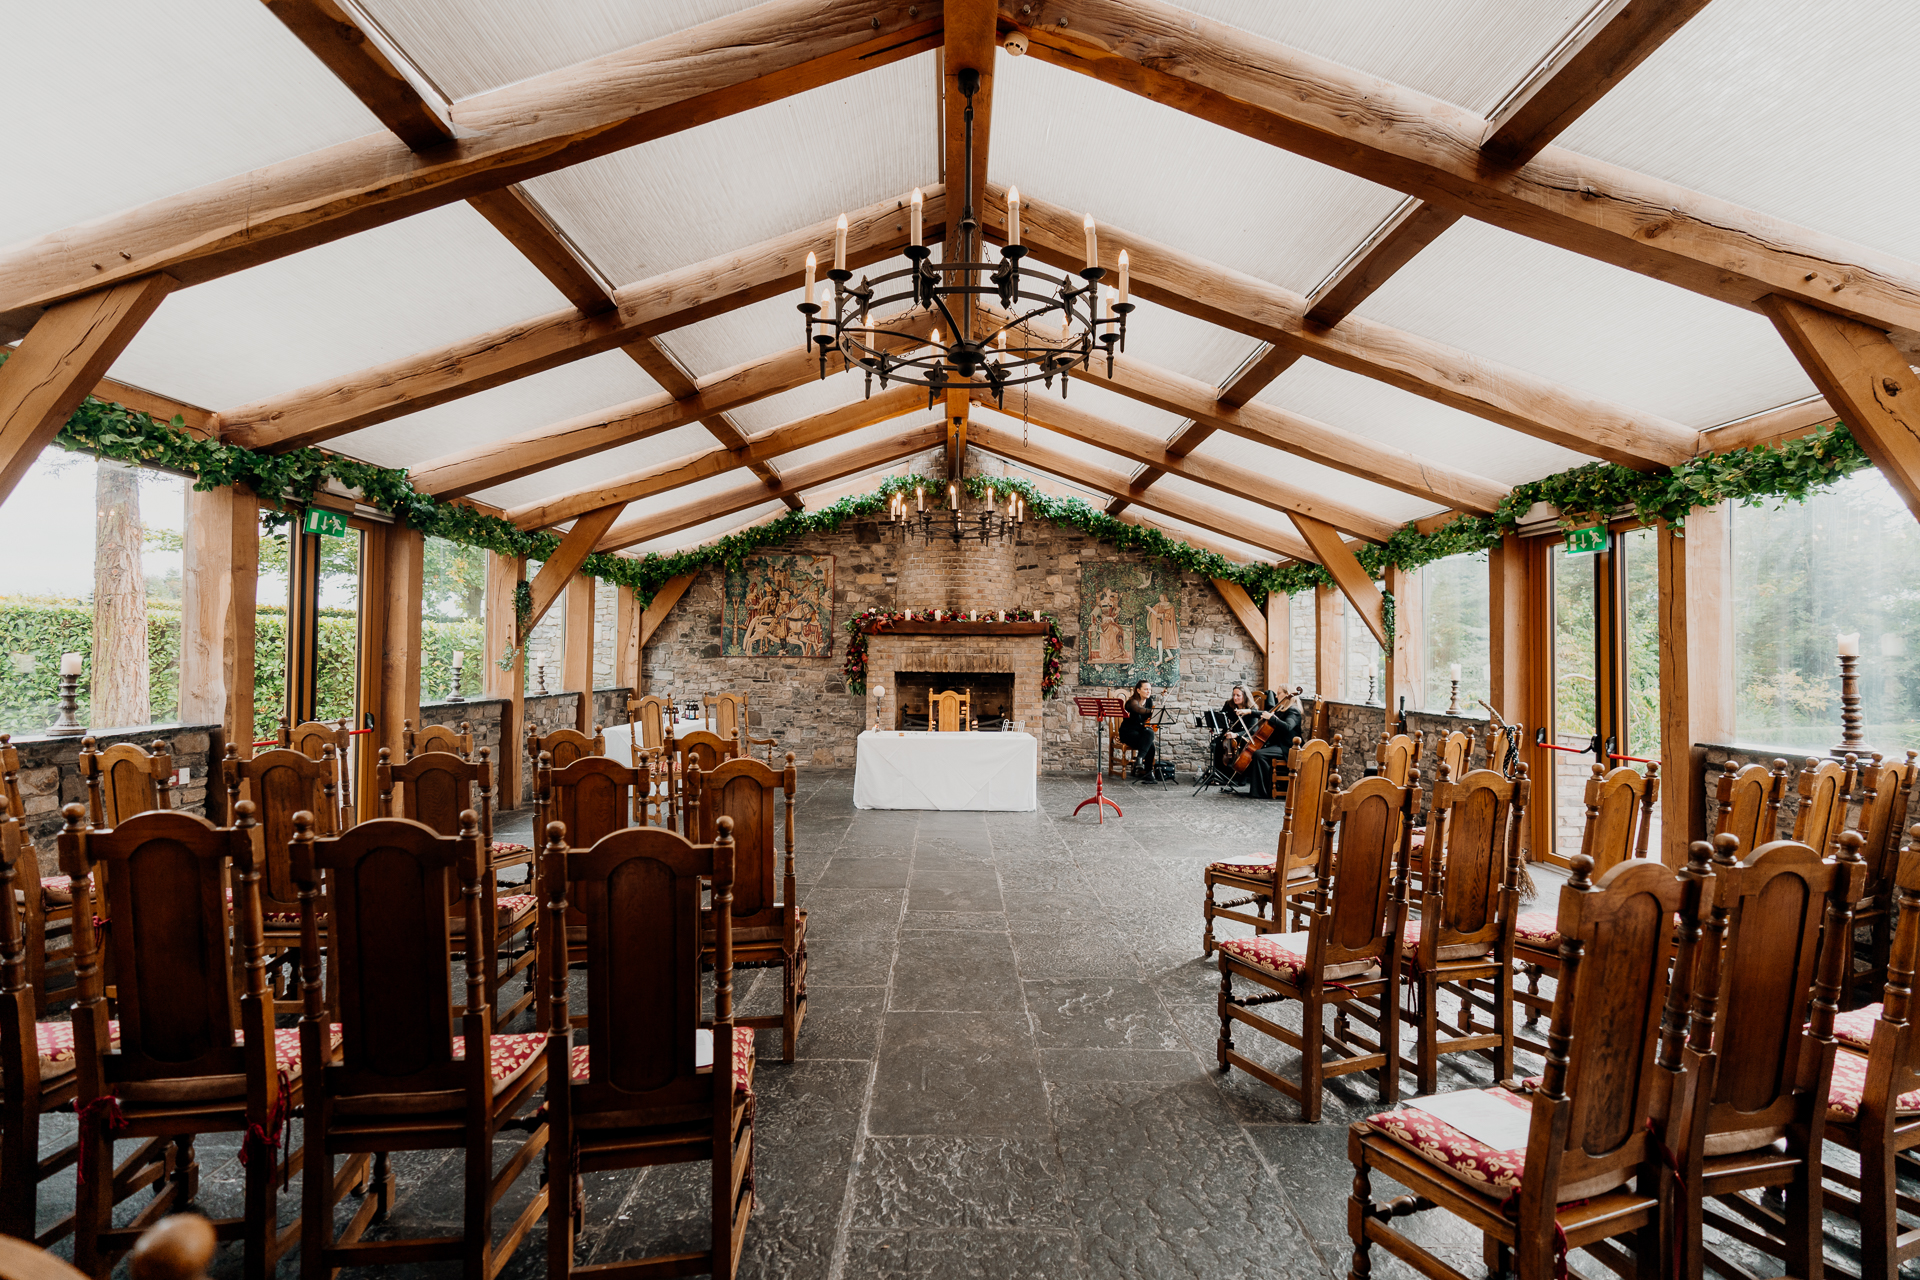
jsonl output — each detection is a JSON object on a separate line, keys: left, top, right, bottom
{"left": 1234, "top": 686, "right": 1304, "bottom": 772}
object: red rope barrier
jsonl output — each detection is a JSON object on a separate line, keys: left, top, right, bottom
{"left": 1608, "top": 752, "right": 1659, "bottom": 766}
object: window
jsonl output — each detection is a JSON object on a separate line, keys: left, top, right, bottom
{"left": 1732, "top": 466, "right": 1920, "bottom": 754}
{"left": 421, "top": 535, "right": 486, "bottom": 703}
{"left": 1417, "top": 552, "right": 1489, "bottom": 713}
{"left": 1289, "top": 590, "right": 1314, "bottom": 695}
{"left": 523, "top": 560, "right": 563, "bottom": 695}
{"left": 1342, "top": 600, "right": 1383, "bottom": 705}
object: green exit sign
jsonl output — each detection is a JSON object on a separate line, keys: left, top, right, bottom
{"left": 303, "top": 507, "right": 350, "bottom": 538}
{"left": 1564, "top": 524, "right": 1610, "bottom": 556}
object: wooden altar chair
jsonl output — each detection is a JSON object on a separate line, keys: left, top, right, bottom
{"left": 1847, "top": 751, "right": 1919, "bottom": 1008}
{"left": 708, "top": 692, "right": 778, "bottom": 763}
{"left": 1513, "top": 761, "right": 1658, "bottom": 1052}
{"left": 1202, "top": 735, "right": 1341, "bottom": 954}
{"left": 1217, "top": 772, "right": 1413, "bottom": 1122}
{"left": 930, "top": 689, "right": 970, "bottom": 733}
{"left": 694, "top": 754, "right": 805, "bottom": 1061}
{"left": 379, "top": 747, "right": 537, "bottom": 1024}
{"left": 1400, "top": 763, "right": 1527, "bottom": 1095}
{"left": 535, "top": 752, "right": 647, "bottom": 1011}
{"left": 1347, "top": 847, "right": 1713, "bottom": 1280}
{"left": 281, "top": 718, "right": 356, "bottom": 832}
{"left": 223, "top": 746, "right": 342, "bottom": 996}
{"left": 403, "top": 719, "right": 473, "bottom": 761}
{"left": 61, "top": 801, "right": 322, "bottom": 1280}
{"left": 1791, "top": 753, "right": 1853, "bottom": 857}
{"left": 79, "top": 736, "right": 174, "bottom": 826}
{"left": 539, "top": 818, "right": 754, "bottom": 1280}
{"left": 1716, "top": 757, "right": 1789, "bottom": 852}
{"left": 292, "top": 811, "right": 548, "bottom": 1280}
{"left": 1672, "top": 828, "right": 1862, "bottom": 1280}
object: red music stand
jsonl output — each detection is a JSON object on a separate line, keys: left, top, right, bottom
{"left": 1071, "top": 696, "right": 1127, "bottom": 823}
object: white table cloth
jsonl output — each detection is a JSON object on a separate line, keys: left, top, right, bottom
{"left": 600, "top": 720, "right": 706, "bottom": 762}
{"left": 853, "top": 731, "right": 1037, "bottom": 811}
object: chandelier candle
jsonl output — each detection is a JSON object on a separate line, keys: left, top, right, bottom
{"left": 910, "top": 188, "right": 923, "bottom": 247}
{"left": 1007, "top": 186, "right": 1021, "bottom": 245}
{"left": 1118, "top": 250, "right": 1130, "bottom": 306}
{"left": 804, "top": 252, "right": 816, "bottom": 308}
{"left": 1083, "top": 214, "right": 1098, "bottom": 269}
{"left": 834, "top": 213, "right": 848, "bottom": 272}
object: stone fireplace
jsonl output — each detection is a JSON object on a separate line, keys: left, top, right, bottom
{"left": 864, "top": 631, "right": 1047, "bottom": 771}
{"left": 890, "top": 671, "right": 1015, "bottom": 729}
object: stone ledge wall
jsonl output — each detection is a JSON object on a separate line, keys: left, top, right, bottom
{"left": 7, "top": 722, "right": 223, "bottom": 844}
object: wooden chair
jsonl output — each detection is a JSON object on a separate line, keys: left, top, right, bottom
{"left": 1347, "top": 847, "right": 1714, "bottom": 1280}
{"left": 403, "top": 719, "right": 473, "bottom": 761}
{"left": 1216, "top": 772, "right": 1414, "bottom": 1122}
{"left": 708, "top": 691, "right": 778, "bottom": 763}
{"left": 527, "top": 726, "right": 605, "bottom": 773}
{"left": 1716, "top": 757, "right": 1789, "bottom": 853}
{"left": 1202, "top": 736, "right": 1341, "bottom": 954}
{"left": 677, "top": 729, "right": 738, "bottom": 781}
{"left": 223, "top": 746, "right": 342, "bottom": 996}
{"left": 1400, "top": 763, "right": 1527, "bottom": 1095}
{"left": 1, "top": 739, "right": 70, "bottom": 1019}
{"left": 1482, "top": 721, "right": 1512, "bottom": 775}
{"left": 1375, "top": 732, "right": 1418, "bottom": 785}
{"left": 61, "top": 801, "right": 317, "bottom": 1279}
{"left": 930, "top": 689, "right": 970, "bottom": 733}
{"left": 79, "top": 736, "right": 174, "bottom": 826}
{"left": 535, "top": 752, "right": 647, "bottom": 1011}
{"left": 281, "top": 718, "right": 356, "bottom": 833}
{"left": 539, "top": 818, "right": 754, "bottom": 1280}
{"left": 1513, "top": 762, "right": 1658, "bottom": 1050}
{"left": 379, "top": 747, "right": 538, "bottom": 1025}
{"left": 694, "top": 754, "right": 805, "bottom": 1061}
{"left": 1435, "top": 729, "right": 1472, "bottom": 780}
{"left": 1848, "top": 751, "right": 1919, "bottom": 1008}
{"left": 1105, "top": 712, "right": 1138, "bottom": 778}
{"left": 293, "top": 811, "right": 549, "bottom": 1280}
{"left": 627, "top": 695, "right": 678, "bottom": 827}
{"left": 1672, "top": 828, "right": 1864, "bottom": 1280}
{"left": 1404, "top": 730, "right": 1475, "bottom": 905}
{"left": 1791, "top": 753, "right": 1853, "bottom": 857}
{"left": 0, "top": 1212, "right": 216, "bottom": 1280}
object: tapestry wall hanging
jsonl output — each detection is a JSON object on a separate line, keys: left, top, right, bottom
{"left": 1078, "top": 562, "right": 1180, "bottom": 687}
{"left": 723, "top": 552, "right": 834, "bottom": 657}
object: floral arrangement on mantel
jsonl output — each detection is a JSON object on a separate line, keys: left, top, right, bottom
{"left": 842, "top": 606, "right": 1064, "bottom": 697}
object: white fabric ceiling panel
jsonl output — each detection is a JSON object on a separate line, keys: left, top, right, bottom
{"left": 524, "top": 54, "right": 937, "bottom": 287}
{"left": 1120, "top": 509, "right": 1276, "bottom": 566}
{"left": 1, "top": 0, "right": 382, "bottom": 246}
{"left": 660, "top": 293, "right": 826, "bottom": 383}
{"left": 968, "top": 410, "right": 1143, "bottom": 476}
{"left": 464, "top": 423, "right": 717, "bottom": 514}
{"left": 1149, "top": 473, "right": 1325, "bottom": 551}
{"left": 109, "top": 203, "right": 573, "bottom": 410}
{"left": 725, "top": 372, "right": 877, "bottom": 437}
{"left": 1001, "top": 378, "right": 1187, "bottom": 442}
{"left": 991, "top": 55, "right": 1406, "bottom": 297}
{"left": 1187, "top": 429, "right": 1443, "bottom": 527}
{"left": 1555, "top": 0, "right": 1920, "bottom": 263}
{"left": 621, "top": 499, "right": 788, "bottom": 561}
{"left": 1254, "top": 360, "right": 1588, "bottom": 486}
{"left": 355, "top": 0, "right": 760, "bottom": 103}
{"left": 332, "top": 349, "right": 665, "bottom": 471}
{"left": 770, "top": 417, "right": 944, "bottom": 476}
{"left": 1346, "top": 218, "right": 1819, "bottom": 428}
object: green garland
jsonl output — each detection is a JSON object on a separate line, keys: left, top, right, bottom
{"left": 38, "top": 356, "right": 1874, "bottom": 615}
{"left": 840, "top": 606, "right": 1065, "bottom": 697}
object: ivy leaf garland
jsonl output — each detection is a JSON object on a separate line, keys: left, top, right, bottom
{"left": 840, "top": 605, "right": 1065, "bottom": 697}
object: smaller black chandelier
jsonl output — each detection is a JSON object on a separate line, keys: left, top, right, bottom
{"left": 799, "top": 67, "right": 1132, "bottom": 410}
{"left": 882, "top": 481, "right": 1023, "bottom": 546}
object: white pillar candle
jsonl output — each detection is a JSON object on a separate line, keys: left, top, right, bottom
{"left": 1449, "top": 662, "right": 1461, "bottom": 681}
{"left": 452, "top": 650, "right": 464, "bottom": 667}
{"left": 986, "top": 485, "right": 995, "bottom": 511}
{"left": 910, "top": 188, "right": 924, "bottom": 247}
{"left": 60, "top": 652, "right": 82, "bottom": 676}
{"left": 1117, "top": 249, "right": 1129, "bottom": 305}
{"left": 1083, "top": 213, "right": 1097, "bottom": 269}
{"left": 949, "top": 482, "right": 958, "bottom": 510}
{"left": 1006, "top": 186, "right": 1021, "bottom": 246}
{"left": 804, "top": 251, "right": 816, "bottom": 307}
{"left": 1837, "top": 632, "right": 1861, "bottom": 658}
{"left": 833, "top": 213, "right": 848, "bottom": 271}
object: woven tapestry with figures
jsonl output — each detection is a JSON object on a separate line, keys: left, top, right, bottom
{"left": 723, "top": 552, "right": 834, "bottom": 657}
{"left": 1077, "top": 562, "right": 1180, "bottom": 686}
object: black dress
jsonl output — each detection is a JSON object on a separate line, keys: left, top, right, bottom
{"left": 1247, "top": 706, "right": 1303, "bottom": 800}
{"left": 1214, "top": 700, "right": 1263, "bottom": 771}
{"left": 1119, "top": 694, "right": 1157, "bottom": 775}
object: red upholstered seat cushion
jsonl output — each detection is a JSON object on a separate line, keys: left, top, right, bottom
{"left": 1833, "top": 1004, "right": 1881, "bottom": 1054}
{"left": 1366, "top": 1088, "right": 1533, "bottom": 1193}
{"left": 451, "top": 1032, "right": 547, "bottom": 1091}
{"left": 1400, "top": 919, "right": 1492, "bottom": 963}
{"left": 1827, "top": 1046, "right": 1920, "bottom": 1121}
{"left": 566, "top": 1025, "right": 755, "bottom": 1100}
{"left": 492, "top": 842, "right": 532, "bottom": 856}
{"left": 1217, "top": 933, "right": 1311, "bottom": 983}
{"left": 1513, "top": 911, "right": 1560, "bottom": 949}
{"left": 39, "top": 1020, "right": 340, "bottom": 1078}
{"left": 41, "top": 875, "right": 72, "bottom": 907}
{"left": 1208, "top": 859, "right": 1273, "bottom": 877}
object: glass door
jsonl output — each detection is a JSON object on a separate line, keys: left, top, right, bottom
{"left": 1549, "top": 543, "right": 1600, "bottom": 862}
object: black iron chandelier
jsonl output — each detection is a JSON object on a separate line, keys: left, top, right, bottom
{"left": 883, "top": 480, "right": 1023, "bottom": 546}
{"left": 799, "top": 68, "right": 1131, "bottom": 409}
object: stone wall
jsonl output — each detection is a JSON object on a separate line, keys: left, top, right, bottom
{"left": 7, "top": 722, "right": 224, "bottom": 844}
{"left": 1696, "top": 742, "right": 1920, "bottom": 850}
{"left": 417, "top": 697, "right": 508, "bottom": 765}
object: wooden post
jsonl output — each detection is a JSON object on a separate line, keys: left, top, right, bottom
{"left": 1383, "top": 562, "right": 1420, "bottom": 726}
{"left": 1657, "top": 503, "right": 1733, "bottom": 867}
{"left": 179, "top": 486, "right": 233, "bottom": 727}
{"left": 485, "top": 550, "right": 527, "bottom": 808}
{"left": 354, "top": 523, "right": 391, "bottom": 822}
{"left": 1315, "top": 584, "right": 1343, "bottom": 700}
{"left": 614, "top": 586, "right": 641, "bottom": 692}
{"left": 564, "top": 573, "right": 594, "bottom": 732}
{"left": 1488, "top": 534, "right": 1528, "bottom": 728}
{"left": 1491, "top": 533, "right": 1554, "bottom": 862}
{"left": 1264, "top": 590, "right": 1287, "bottom": 691}
{"left": 377, "top": 524, "right": 424, "bottom": 807}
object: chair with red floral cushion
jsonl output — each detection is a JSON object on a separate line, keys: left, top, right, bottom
{"left": 60, "top": 800, "right": 330, "bottom": 1280}
{"left": 1202, "top": 735, "right": 1340, "bottom": 956}
{"left": 1218, "top": 771, "right": 1413, "bottom": 1123}
{"left": 1513, "top": 761, "right": 1657, "bottom": 1055}
{"left": 1668, "top": 828, "right": 1863, "bottom": 1280}
{"left": 378, "top": 747, "right": 536, "bottom": 1025}
{"left": 1348, "top": 845, "right": 1715, "bottom": 1280}
{"left": 535, "top": 752, "right": 647, "bottom": 1025}
{"left": 1791, "top": 754, "right": 1855, "bottom": 858}
{"left": 1401, "top": 763, "right": 1528, "bottom": 1095}
{"left": 1817, "top": 826, "right": 1920, "bottom": 1280}
{"left": 694, "top": 754, "right": 805, "bottom": 1061}
{"left": 404, "top": 720, "right": 473, "bottom": 762}
{"left": 1716, "top": 757, "right": 1789, "bottom": 855}
{"left": 540, "top": 816, "right": 753, "bottom": 1280}
{"left": 1846, "top": 751, "right": 1918, "bottom": 1008}
{"left": 292, "top": 810, "right": 548, "bottom": 1280}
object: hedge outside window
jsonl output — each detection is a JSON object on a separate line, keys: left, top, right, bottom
{"left": 420, "top": 535, "right": 486, "bottom": 705}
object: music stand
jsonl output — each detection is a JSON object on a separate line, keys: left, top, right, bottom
{"left": 1192, "top": 710, "right": 1240, "bottom": 796}
{"left": 1071, "top": 695, "right": 1127, "bottom": 823}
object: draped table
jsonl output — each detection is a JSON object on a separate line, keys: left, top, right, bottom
{"left": 853, "top": 730, "right": 1038, "bottom": 811}
{"left": 599, "top": 719, "right": 702, "bottom": 763}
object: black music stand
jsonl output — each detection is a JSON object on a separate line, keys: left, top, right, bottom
{"left": 1071, "top": 695, "right": 1126, "bottom": 823}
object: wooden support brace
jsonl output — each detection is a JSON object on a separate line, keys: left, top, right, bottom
{"left": 522, "top": 504, "right": 627, "bottom": 640}
{"left": 1212, "top": 579, "right": 1267, "bottom": 653}
{"left": 639, "top": 575, "right": 696, "bottom": 650}
{"left": 1290, "top": 513, "right": 1388, "bottom": 648}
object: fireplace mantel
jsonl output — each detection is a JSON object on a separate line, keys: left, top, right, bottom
{"left": 861, "top": 620, "right": 1050, "bottom": 637}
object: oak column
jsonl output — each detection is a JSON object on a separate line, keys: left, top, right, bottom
{"left": 1315, "top": 585, "right": 1343, "bottom": 702}
{"left": 1264, "top": 590, "right": 1287, "bottom": 691}
{"left": 1657, "top": 503, "right": 1733, "bottom": 867}
{"left": 378, "top": 524, "right": 425, "bottom": 795}
{"left": 485, "top": 551, "right": 527, "bottom": 807}
{"left": 1383, "top": 563, "right": 1420, "bottom": 729}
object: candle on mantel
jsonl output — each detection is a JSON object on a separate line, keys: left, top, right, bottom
{"left": 1838, "top": 632, "right": 1861, "bottom": 658}
{"left": 910, "top": 188, "right": 924, "bottom": 247}
{"left": 1449, "top": 662, "right": 1461, "bottom": 681}
{"left": 60, "top": 652, "right": 82, "bottom": 676}
{"left": 803, "top": 252, "right": 816, "bottom": 307}
{"left": 1117, "top": 249, "right": 1130, "bottom": 305}
{"left": 1082, "top": 213, "right": 1097, "bottom": 269}
{"left": 833, "top": 213, "right": 848, "bottom": 272}
{"left": 1006, "top": 186, "right": 1021, "bottom": 246}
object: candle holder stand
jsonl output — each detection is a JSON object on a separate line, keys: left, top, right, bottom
{"left": 449, "top": 665, "right": 466, "bottom": 704}
{"left": 47, "top": 672, "right": 86, "bottom": 736}
{"left": 1833, "top": 653, "right": 1867, "bottom": 758}
{"left": 1446, "top": 680, "right": 1461, "bottom": 715}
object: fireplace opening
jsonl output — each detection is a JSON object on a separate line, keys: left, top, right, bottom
{"left": 891, "top": 671, "right": 1016, "bottom": 730}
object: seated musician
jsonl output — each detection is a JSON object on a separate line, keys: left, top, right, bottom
{"left": 1245, "top": 688, "right": 1305, "bottom": 800}
{"left": 1214, "top": 686, "right": 1264, "bottom": 772}
{"left": 1119, "top": 680, "right": 1158, "bottom": 779}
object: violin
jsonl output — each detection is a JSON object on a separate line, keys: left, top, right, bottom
{"left": 1232, "top": 685, "right": 1304, "bottom": 773}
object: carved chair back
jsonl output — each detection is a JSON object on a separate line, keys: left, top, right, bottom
{"left": 378, "top": 749, "right": 494, "bottom": 907}
{"left": 676, "top": 730, "right": 737, "bottom": 780}
{"left": 1, "top": 741, "right": 64, "bottom": 1017}
{"left": 930, "top": 690, "right": 969, "bottom": 733}
{"left": 1436, "top": 730, "right": 1471, "bottom": 783}
{"left": 1852, "top": 829, "right": 1920, "bottom": 1102}
{"left": 537, "top": 755, "right": 638, "bottom": 855}
{"left": 1579, "top": 762, "right": 1659, "bottom": 878}
{"left": 706, "top": 693, "right": 746, "bottom": 744}
{"left": 1856, "top": 752, "right": 1919, "bottom": 901}
{"left": 528, "top": 727, "right": 604, "bottom": 774}
{"left": 1716, "top": 759, "right": 1788, "bottom": 854}
{"left": 402, "top": 720, "right": 472, "bottom": 761}
{"left": 1270, "top": 736, "right": 1341, "bottom": 892}
{"left": 1482, "top": 724, "right": 1512, "bottom": 775}
{"left": 1791, "top": 756, "right": 1852, "bottom": 856}
{"left": 224, "top": 747, "right": 339, "bottom": 917}
{"left": 79, "top": 738, "right": 173, "bottom": 827}
{"left": 282, "top": 718, "right": 356, "bottom": 829}
{"left": 629, "top": 696, "right": 672, "bottom": 755}
{"left": 1419, "top": 766, "right": 1526, "bottom": 963}
{"left": 694, "top": 755, "right": 795, "bottom": 925}
{"left": 1, "top": 795, "right": 43, "bottom": 1097}
{"left": 1301, "top": 774, "right": 1412, "bottom": 978}
{"left": 1374, "top": 733, "right": 1419, "bottom": 787}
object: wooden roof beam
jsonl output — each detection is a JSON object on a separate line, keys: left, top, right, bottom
{"left": 941, "top": 0, "right": 999, "bottom": 346}
{"left": 523, "top": 503, "right": 628, "bottom": 639}
{"left": 0, "top": 1, "right": 941, "bottom": 314}
{"left": 1005, "top": 0, "right": 1920, "bottom": 352}
{"left": 1290, "top": 512, "right": 1387, "bottom": 648}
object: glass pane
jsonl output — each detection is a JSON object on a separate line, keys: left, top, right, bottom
{"left": 314, "top": 530, "right": 361, "bottom": 725}
{"left": 523, "top": 559, "right": 562, "bottom": 696}
{"left": 1620, "top": 527, "right": 1662, "bottom": 854}
{"left": 1289, "top": 590, "right": 1314, "bottom": 694}
{"left": 1733, "top": 467, "right": 1920, "bottom": 755}
{"left": 1342, "top": 601, "right": 1383, "bottom": 705}
{"left": 421, "top": 535, "right": 487, "bottom": 704}
{"left": 255, "top": 511, "right": 290, "bottom": 746}
{"left": 1418, "top": 552, "right": 1489, "bottom": 713}
{"left": 1552, "top": 545, "right": 1598, "bottom": 856}
{"left": 0, "top": 448, "right": 98, "bottom": 734}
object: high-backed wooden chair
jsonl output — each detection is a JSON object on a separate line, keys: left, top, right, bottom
{"left": 1348, "top": 848, "right": 1714, "bottom": 1280}
{"left": 79, "top": 737, "right": 174, "bottom": 826}
{"left": 1216, "top": 772, "right": 1414, "bottom": 1122}
{"left": 930, "top": 689, "right": 970, "bottom": 733}
{"left": 1435, "top": 729, "right": 1472, "bottom": 781}
{"left": 1847, "top": 751, "right": 1919, "bottom": 1008}
{"left": 224, "top": 746, "right": 342, "bottom": 987}
{"left": 1673, "top": 829, "right": 1863, "bottom": 1280}
{"left": 1716, "top": 757, "right": 1789, "bottom": 853}
{"left": 1375, "top": 732, "right": 1418, "bottom": 785}
{"left": 379, "top": 748, "right": 537, "bottom": 1025}
{"left": 61, "top": 802, "right": 320, "bottom": 1280}
{"left": 677, "top": 729, "right": 738, "bottom": 782}
{"left": 540, "top": 818, "right": 754, "bottom": 1280}
{"left": 1791, "top": 753, "right": 1853, "bottom": 857}
{"left": 293, "top": 812, "right": 548, "bottom": 1280}
{"left": 1, "top": 739, "right": 69, "bottom": 1019}
{"left": 1482, "top": 721, "right": 1513, "bottom": 775}
{"left": 1513, "top": 762, "right": 1659, "bottom": 1048}
{"left": 695, "top": 754, "right": 805, "bottom": 1060}
{"left": 403, "top": 719, "right": 473, "bottom": 761}
{"left": 527, "top": 726, "right": 604, "bottom": 773}
{"left": 536, "top": 752, "right": 646, "bottom": 1010}
{"left": 707, "top": 692, "right": 777, "bottom": 763}
{"left": 629, "top": 695, "right": 672, "bottom": 753}
{"left": 1202, "top": 736, "right": 1341, "bottom": 954}
{"left": 281, "top": 718, "right": 356, "bottom": 832}
{"left": 1400, "top": 764, "right": 1527, "bottom": 1095}
{"left": 627, "top": 695, "right": 678, "bottom": 827}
